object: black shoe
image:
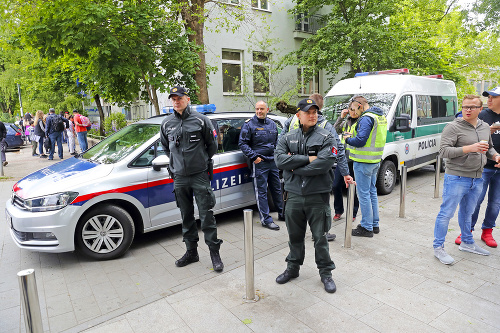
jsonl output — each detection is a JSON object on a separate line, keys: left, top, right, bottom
{"left": 326, "top": 233, "right": 336, "bottom": 242}
{"left": 278, "top": 214, "right": 285, "bottom": 221}
{"left": 373, "top": 226, "right": 380, "bottom": 234}
{"left": 2, "top": 161, "right": 7, "bottom": 166}
{"left": 175, "top": 249, "right": 199, "bottom": 267}
{"left": 321, "top": 276, "right": 337, "bottom": 293}
{"left": 276, "top": 269, "right": 299, "bottom": 284}
{"left": 263, "top": 222, "right": 280, "bottom": 230}
{"left": 209, "top": 249, "right": 224, "bottom": 272}
{"left": 32, "top": 154, "right": 39, "bottom": 156}
{"left": 40, "top": 154, "right": 48, "bottom": 158}
{"left": 70, "top": 152, "right": 76, "bottom": 155}
{"left": 352, "top": 224, "right": 373, "bottom": 238}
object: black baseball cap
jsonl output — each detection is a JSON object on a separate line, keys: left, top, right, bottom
{"left": 297, "top": 98, "right": 318, "bottom": 112}
{"left": 483, "top": 87, "right": 500, "bottom": 97}
{"left": 168, "top": 86, "right": 189, "bottom": 99}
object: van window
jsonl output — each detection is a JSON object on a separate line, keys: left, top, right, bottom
{"left": 323, "top": 93, "right": 396, "bottom": 122}
{"left": 416, "top": 95, "right": 456, "bottom": 125}
{"left": 395, "top": 95, "right": 412, "bottom": 118}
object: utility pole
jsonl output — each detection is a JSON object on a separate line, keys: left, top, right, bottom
{"left": 17, "top": 84, "right": 24, "bottom": 117}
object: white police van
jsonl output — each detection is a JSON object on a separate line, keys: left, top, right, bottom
{"left": 5, "top": 110, "right": 285, "bottom": 260}
{"left": 322, "top": 68, "right": 458, "bottom": 194}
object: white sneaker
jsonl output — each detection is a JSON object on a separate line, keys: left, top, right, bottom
{"left": 459, "top": 242, "right": 490, "bottom": 256}
{"left": 434, "top": 246, "right": 455, "bottom": 265}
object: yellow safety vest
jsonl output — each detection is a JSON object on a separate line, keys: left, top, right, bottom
{"left": 348, "top": 112, "right": 387, "bottom": 163}
{"left": 289, "top": 114, "right": 328, "bottom": 131}
{"left": 340, "top": 120, "right": 357, "bottom": 150}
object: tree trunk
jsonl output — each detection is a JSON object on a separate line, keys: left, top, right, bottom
{"left": 181, "top": 0, "right": 209, "bottom": 104}
{"left": 94, "top": 94, "right": 105, "bottom": 136}
{"left": 151, "top": 86, "right": 160, "bottom": 115}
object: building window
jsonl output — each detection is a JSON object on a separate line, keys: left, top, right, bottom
{"left": 297, "top": 67, "right": 319, "bottom": 95}
{"left": 253, "top": 52, "right": 270, "bottom": 94}
{"left": 222, "top": 50, "right": 243, "bottom": 94}
{"left": 220, "top": 0, "right": 240, "bottom": 4}
{"left": 252, "top": 0, "right": 269, "bottom": 10}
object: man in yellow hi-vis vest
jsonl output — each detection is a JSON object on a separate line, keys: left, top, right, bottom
{"left": 344, "top": 96, "right": 387, "bottom": 237}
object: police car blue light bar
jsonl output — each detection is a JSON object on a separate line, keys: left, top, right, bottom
{"left": 162, "top": 104, "right": 216, "bottom": 114}
{"left": 354, "top": 68, "right": 410, "bottom": 77}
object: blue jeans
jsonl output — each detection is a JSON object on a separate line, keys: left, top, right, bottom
{"left": 433, "top": 174, "right": 484, "bottom": 248}
{"left": 77, "top": 131, "right": 88, "bottom": 152}
{"left": 38, "top": 136, "right": 45, "bottom": 155}
{"left": 471, "top": 167, "right": 500, "bottom": 230}
{"left": 353, "top": 161, "right": 380, "bottom": 231}
{"left": 48, "top": 131, "right": 63, "bottom": 159}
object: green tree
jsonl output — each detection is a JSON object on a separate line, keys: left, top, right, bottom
{"left": 5, "top": 0, "right": 200, "bottom": 134}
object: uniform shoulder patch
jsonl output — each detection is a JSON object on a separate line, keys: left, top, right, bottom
{"left": 332, "top": 146, "right": 338, "bottom": 156}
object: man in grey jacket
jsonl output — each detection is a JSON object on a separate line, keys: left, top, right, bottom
{"left": 275, "top": 98, "right": 352, "bottom": 293}
{"left": 160, "top": 86, "right": 223, "bottom": 272}
{"left": 433, "top": 94, "right": 500, "bottom": 265}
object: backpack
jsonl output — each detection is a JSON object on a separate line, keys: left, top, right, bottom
{"left": 51, "top": 115, "right": 64, "bottom": 132}
{"left": 80, "top": 115, "right": 90, "bottom": 127}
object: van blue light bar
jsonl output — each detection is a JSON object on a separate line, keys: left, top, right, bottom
{"left": 355, "top": 68, "right": 410, "bottom": 77}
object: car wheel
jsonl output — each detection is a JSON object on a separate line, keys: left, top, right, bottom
{"left": 75, "top": 205, "right": 135, "bottom": 260}
{"left": 377, "top": 160, "right": 396, "bottom": 195}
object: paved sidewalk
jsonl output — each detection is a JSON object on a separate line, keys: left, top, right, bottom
{"left": 1, "top": 145, "right": 499, "bottom": 332}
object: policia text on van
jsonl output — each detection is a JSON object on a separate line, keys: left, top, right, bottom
{"left": 322, "top": 68, "right": 458, "bottom": 194}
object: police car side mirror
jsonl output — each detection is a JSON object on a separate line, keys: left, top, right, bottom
{"left": 389, "top": 114, "right": 411, "bottom": 133}
{"left": 152, "top": 155, "right": 170, "bottom": 172}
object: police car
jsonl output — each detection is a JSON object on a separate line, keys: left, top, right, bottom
{"left": 5, "top": 111, "right": 286, "bottom": 260}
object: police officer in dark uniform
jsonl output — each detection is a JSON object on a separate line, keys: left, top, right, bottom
{"left": 239, "top": 101, "right": 284, "bottom": 230}
{"left": 160, "top": 86, "right": 224, "bottom": 272}
{"left": 275, "top": 98, "right": 344, "bottom": 293}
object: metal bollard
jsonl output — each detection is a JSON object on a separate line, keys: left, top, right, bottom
{"left": 18, "top": 269, "right": 43, "bottom": 333}
{"left": 399, "top": 166, "right": 407, "bottom": 218}
{"left": 243, "top": 209, "right": 259, "bottom": 302}
{"left": 0, "top": 156, "right": 3, "bottom": 176}
{"left": 434, "top": 156, "right": 441, "bottom": 198}
{"left": 344, "top": 184, "right": 356, "bottom": 248}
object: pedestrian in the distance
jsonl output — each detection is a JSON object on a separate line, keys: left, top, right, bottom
{"left": 0, "top": 120, "right": 7, "bottom": 166}
{"left": 45, "top": 108, "right": 65, "bottom": 160}
{"left": 33, "top": 110, "right": 47, "bottom": 158}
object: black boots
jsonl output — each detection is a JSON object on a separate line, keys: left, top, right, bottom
{"left": 175, "top": 249, "right": 199, "bottom": 267}
{"left": 210, "top": 249, "right": 224, "bottom": 272}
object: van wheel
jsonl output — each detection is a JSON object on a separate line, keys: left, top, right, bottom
{"left": 377, "top": 160, "right": 396, "bottom": 195}
{"left": 75, "top": 205, "right": 135, "bottom": 260}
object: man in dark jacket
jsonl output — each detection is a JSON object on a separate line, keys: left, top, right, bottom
{"left": 160, "top": 86, "right": 223, "bottom": 272}
{"left": 464, "top": 87, "right": 500, "bottom": 248}
{"left": 0, "top": 121, "right": 7, "bottom": 166}
{"left": 239, "top": 100, "right": 284, "bottom": 231}
{"left": 45, "top": 108, "right": 65, "bottom": 160}
{"left": 275, "top": 98, "right": 342, "bottom": 293}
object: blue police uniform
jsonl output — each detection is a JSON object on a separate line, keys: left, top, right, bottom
{"left": 239, "top": 115, "right": 284, "bottom": 226}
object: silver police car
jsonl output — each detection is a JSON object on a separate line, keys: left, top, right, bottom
{"left": 5, "top": 112, "right": 285, "bottom": 260}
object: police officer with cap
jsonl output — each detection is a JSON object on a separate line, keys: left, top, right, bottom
{"left": 160, "top": 86, "right": 223, "bottom": 272}
{"left": 239, "top": 100, "right": 284, "bottom": 231}
{"left": 275, "top": 98, "right": 343, "bottom": 293}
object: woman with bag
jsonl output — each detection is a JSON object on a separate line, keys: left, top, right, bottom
{"left": 33, "top": 110, "right": 47, "bottom": 158}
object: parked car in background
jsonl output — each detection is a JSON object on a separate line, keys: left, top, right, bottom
{"left": 6, "top": 111, "right": 286, "bottom": 260}
{"left": 5, "top": 123, "right": 24, "bottom": 150}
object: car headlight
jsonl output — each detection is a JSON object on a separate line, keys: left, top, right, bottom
{"left": 24, "top": 192, "right": 79, "bottom": 212}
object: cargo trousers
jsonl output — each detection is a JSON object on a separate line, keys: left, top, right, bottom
{"left": 173, "top": 172, "right": 223, "bottom": 251}
{"left": 284, "top": 192, "right": 335, "bottom": 278}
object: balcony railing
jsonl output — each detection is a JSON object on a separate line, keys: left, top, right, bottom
{"left": 295, "top": 14, "right": 322, "bottom": 34}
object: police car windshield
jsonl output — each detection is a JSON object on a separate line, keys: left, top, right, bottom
{"left": 322, "top": 94, "right": 395, "bottom": 122}
{"left": 82, "top": 124, "right": 160, "bottom": 164}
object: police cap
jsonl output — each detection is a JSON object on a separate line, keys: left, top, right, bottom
{"left": 297, "top": 98, "right": 318, "bottom": 112}
{"left": 168, "top": 86, "right": 189, "bottom": 99}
